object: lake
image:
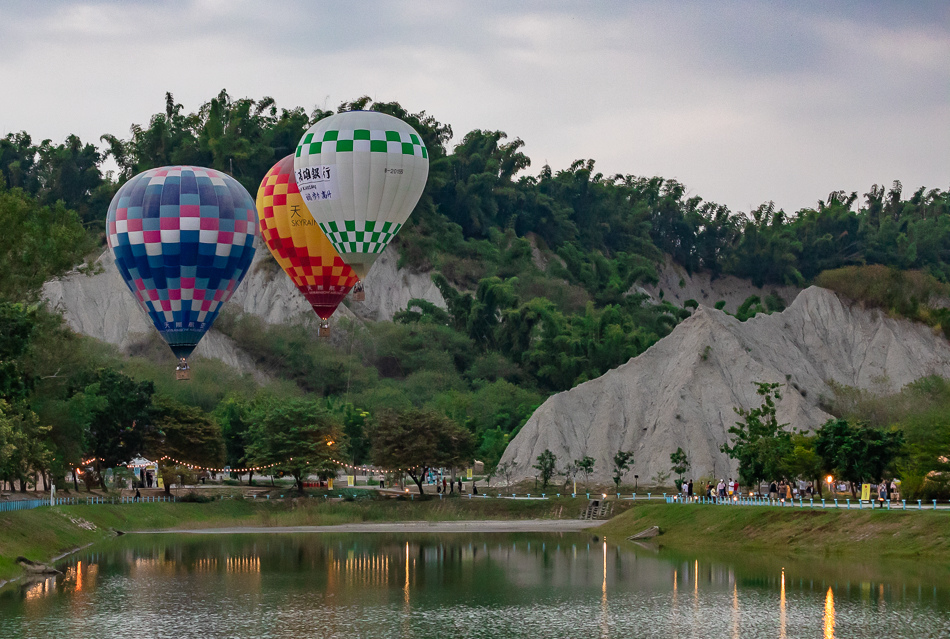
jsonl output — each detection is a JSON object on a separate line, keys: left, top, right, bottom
{"left": 2, "top": 531, "right": 949, "bottom": 638}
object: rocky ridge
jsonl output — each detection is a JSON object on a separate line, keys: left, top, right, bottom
{"left": 499, "top": 286, "right": 950, "bottom": 485}
{"left": 42, "top": 239, "right": 445, "bottom": 374}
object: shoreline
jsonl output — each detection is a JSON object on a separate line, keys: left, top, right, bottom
{"left": 131, "top": 519, "right": 602, "bottom": 535}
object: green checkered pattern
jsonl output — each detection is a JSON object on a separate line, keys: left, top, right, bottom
{"left": 318, "top": 220, "right": 403, "bottom": 255}
{"left": 296, "top": 129, "right": 427, "bottom": 159}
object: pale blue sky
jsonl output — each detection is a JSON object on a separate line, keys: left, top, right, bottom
{"left": 1, "top": 1, "right": 947, "bottom": 213}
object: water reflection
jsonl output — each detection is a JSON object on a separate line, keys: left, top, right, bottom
{"left": 825, "top": 586, "right": 836, "bottom": 639}
{"left": 1, "top": 532, "right": 949, "bottom": 638}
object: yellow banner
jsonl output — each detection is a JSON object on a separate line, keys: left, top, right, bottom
{"left": 328, "top": 478, "right": 333, "bottom": 490}
{"left": 861, "top": 484, "right": 871, "bottom": 501}
{"left": 466, "top": 468, "right": 473, "bottom": 480}
{"left": 347, "top": 475, "right": 355, "bottom": 487}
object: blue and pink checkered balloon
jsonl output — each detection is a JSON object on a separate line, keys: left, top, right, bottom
{"left": 106, "top": 166, "right": 258, "bottom": 359}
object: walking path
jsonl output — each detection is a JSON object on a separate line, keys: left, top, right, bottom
{"left": 666, "top": 494, "right": 950, "bottom": 511}
{"left": 131, "top": 519, "right": 604, "bottom": 535}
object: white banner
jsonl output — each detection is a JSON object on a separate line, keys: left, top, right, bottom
{"left": 296, "top": 164, "right": 338, "bottom": 203}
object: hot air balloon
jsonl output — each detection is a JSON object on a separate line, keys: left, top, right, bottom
{"left": 106, "top": 166, "right": 258, "bottom": 378}
{"left": 256, "top": 154, "right": 358, "bottom": 337}
{"left": 293, "top": 110, "right": 428, "bottom": 281}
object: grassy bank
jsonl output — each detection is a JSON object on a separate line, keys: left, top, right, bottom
{"left": 600, "top": 503, "right": 950, "bottom": 558}
{"left": 0, "top": 495, "right": 589, "bottom": 583}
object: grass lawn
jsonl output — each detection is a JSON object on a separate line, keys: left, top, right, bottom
{"left": 600, "top": 502, "right": 950, "bottom": 558}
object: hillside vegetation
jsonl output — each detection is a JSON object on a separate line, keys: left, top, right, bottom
{"left": 1, "top": 91, "right": 949, "bottom": 491}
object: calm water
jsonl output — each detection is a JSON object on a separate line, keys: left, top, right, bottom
{"left": 2, "top": 532, "right": 950, "bottom": 638}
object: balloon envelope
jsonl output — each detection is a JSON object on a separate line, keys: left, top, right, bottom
{"left": 293, "top": 111, "right": 428, "bottom": 279}
{"left": 256, "top": 155, "right": 358, "bottom": 320}
{"left": 106, "top": 166, "right": 258, "bottom": 358}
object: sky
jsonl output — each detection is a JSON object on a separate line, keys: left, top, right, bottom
{"left": 1, "top": 1, "right": 947, "bottom": 214}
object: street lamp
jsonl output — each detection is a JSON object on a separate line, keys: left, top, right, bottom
{"left": 634, "top": 474, "right": 639, "bottom": 493}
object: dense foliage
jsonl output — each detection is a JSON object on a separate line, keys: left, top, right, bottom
{"left": 1, "top": 91, "right": 948, "bottom": 493}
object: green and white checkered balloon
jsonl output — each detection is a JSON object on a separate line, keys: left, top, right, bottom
{"left": 294, "top": 111, "right": 429, "bottom": 280}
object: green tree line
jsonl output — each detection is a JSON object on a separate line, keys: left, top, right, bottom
{"left": 1, "top": 91, "right": 948, "bottom": 493}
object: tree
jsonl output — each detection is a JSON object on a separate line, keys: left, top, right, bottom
{"left": 721, "top": 382, "right": 793, "bottom": 489}
{"left": 68, "top": 368, "right": 155, "bottom": 488}
{"left": 495, "top": 460, "right": 516, "bottom": 488}
{"left": 670, "top": 447, "right": 690, "bottom": 488}
{"left": 0, "top": 400, "right": 51, "bottom": 492}
{"left": 244, "top": 398, "right": 343, "bottom": 493}
{"left": 575, "top": 456, "right": 595, "bottom": 491}
{"left": 533, "top": 449, "right": 557, "bottom": 490}
{"left": 214, "top": 394, "right": 254, "bottom": 483}
{"left": 815, "top": 418, "right": 905, "bottom": 498}
{"left": 147, "top": 396, "right": 226, "bottom": 494}
{"left": 370, "top": 409, "right": 474, "bottom": 495}
{"left": 341, "top": 404, "right": 371, "bottom": 471}
{"left": 0, "top": 302, "right": 37, "bottom": 403}
{"left": 0, "top": 185, "right": 94, "bottom": 301}
{"left": 784, "top": 433, "right": 824, "bottom": 497}
{"left": 612, "top": 450, "right": 634, "bottom": 489}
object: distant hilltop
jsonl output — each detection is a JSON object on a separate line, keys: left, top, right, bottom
{"left": 500, "top": 286, "right": 950, "bottom": 485}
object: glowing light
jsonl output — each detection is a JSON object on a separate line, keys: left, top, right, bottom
{"left": 824, "top": 587, "right": 835, "bottom": 638}
{"left": 779, "top": 569, "right": 787, "bottom": 639}
{"left": 826, "top": 475, "right": 834, "bottom": 484}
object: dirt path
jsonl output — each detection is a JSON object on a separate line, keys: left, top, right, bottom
{"left": 131, "top": 519, "right": 604, "bottom": 535}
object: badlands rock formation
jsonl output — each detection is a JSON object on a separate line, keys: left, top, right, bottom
{"left": 500, "top": 286, "right": 950, "bottom": 485}
{"left": 42, "top": 239, "right": 445, "bottom": 372}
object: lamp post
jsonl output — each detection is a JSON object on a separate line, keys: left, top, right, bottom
{"left": 634, "top": 474, "right": 639, "bottom": 494}
{"left": 826, "top": 475, "right": 834, "bottom": 498}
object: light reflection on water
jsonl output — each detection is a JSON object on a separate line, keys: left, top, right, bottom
{"left": 2, "top": 533, "right": 950, "bottom": 638}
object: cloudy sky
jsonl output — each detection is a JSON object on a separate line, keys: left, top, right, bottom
{"left": 1, "top": 1, "right": 947, "bottom": 213}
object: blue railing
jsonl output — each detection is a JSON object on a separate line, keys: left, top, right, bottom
{"left": 0, "top": 494, "right": 177, "bottom": 514}
{"left": 0, "top": 498, "right": 48, "bottom": 513}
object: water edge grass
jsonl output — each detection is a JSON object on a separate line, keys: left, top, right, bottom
{"left": 0, "top": 495, "right": 589, "bottom": 583}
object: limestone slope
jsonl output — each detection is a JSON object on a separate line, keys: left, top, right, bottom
{"left": 41, "top": 239, "right": 445, "bottom": 371}
{"left": 500, "top": 286, "right": 950, "bottom": 485}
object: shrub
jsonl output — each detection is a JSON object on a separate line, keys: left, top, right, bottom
{"left": 815, "top": 265, "right": 948, "bottom": 323}
{"left": 178, "top": 491, "right": 214, "bottom": 503}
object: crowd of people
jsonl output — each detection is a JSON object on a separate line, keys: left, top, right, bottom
{"left": 677, "top": 477, "right": 902, "bottom": 502}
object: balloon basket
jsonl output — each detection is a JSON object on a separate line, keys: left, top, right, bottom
{"left": 352, "top": 290, "right": 365, "bottom": 302}
{"left": 318, "top": 321, "right": 331, "bottom": 339}
{"left": 175, "top": 358, "right": 191, "bottom": 381}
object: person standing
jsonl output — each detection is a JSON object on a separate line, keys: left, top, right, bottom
{"left": 769, "top": 480, "right": 778, "bottom": 499}
{"left": 687, "top": 479, "right": 694, "bottom": 499}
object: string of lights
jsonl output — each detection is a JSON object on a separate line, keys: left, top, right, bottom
{"left": 122, "top": 455, "right": 414, "bottom": 475}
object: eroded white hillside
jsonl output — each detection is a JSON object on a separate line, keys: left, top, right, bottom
{"left": 500, "top": 287, "right": 950, "bottom": 485}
